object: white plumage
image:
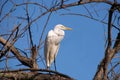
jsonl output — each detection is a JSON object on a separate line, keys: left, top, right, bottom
{"left": 44, "top": 24, "right": 72, "bottom": 69}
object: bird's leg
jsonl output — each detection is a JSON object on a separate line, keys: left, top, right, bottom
{"left": 54, "top": 55, "right": 57, "bottom": 71}
{"left": 47, "top": 66, "right": 52, "bottom": 75}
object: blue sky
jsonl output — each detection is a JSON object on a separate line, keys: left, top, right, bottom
{"left": 0, "top": 0, "right": 119, "bottom": 80}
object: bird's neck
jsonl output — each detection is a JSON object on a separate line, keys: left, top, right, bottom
{"left": 53, "top": 29, "right": 64, "bottom": 36}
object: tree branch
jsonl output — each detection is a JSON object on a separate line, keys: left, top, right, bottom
{"left": 113, "top": 32, "right": 120, "bottom": 54}
{"left": 16, "top": 0, "right": 115, "bottom": 42}
{"left": 93, "top": 3, "right": 119, "bottom": 80}
{"left": 26, "top": 4, "right": 34, "bottom": 47}
{"left": 0, "top": 24, "right": 20, "bottom": 59}
{"left": 0, "top": 68, "right": 73, "bottom": 79}
{"left": 0, "top": 0, "right": 8, "bottom": 16}
{"left": 0, "top": 37, "right": 34, "bottom": 68}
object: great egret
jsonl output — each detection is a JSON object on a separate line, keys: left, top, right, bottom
{"left": 44, "top": 24, "right": 72, "bottom": 70}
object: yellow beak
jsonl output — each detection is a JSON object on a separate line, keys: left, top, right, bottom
{"left": 62, "top": 26, "right": 72, "bottom": 30}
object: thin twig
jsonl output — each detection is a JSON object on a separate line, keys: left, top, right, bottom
{"left": 0, "top": 5, "right": 15, "bottom": 23}
{"left": 61, "top": 13, "right": 120, "bottom": 31}
{"left": 83, "top": 4, "right": 93, "bottom": 18}
{"left": 108, "top": 61, "right": 120, "bottom": 74}
{"left": 26, "top": 3, "right": 33, "bottom": 47}
{"left": 0, "top": 0, "right": 8, "bottom": 16}
{"left": 15, "top": 2, "right": 48, "bottom": 11}
{"left": 37, "top": 12, "right": 52, "bottom": 50}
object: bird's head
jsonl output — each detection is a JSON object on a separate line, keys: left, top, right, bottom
{"left": 55, "top": 24, "right": 72, "bottom": 30}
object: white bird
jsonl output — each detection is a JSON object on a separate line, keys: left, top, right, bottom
{"left": 44, "top": 24, "right": 72, "bottom": 70}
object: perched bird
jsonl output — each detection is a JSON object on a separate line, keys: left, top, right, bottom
{"left": 44, "top": 24, "right": 72, "bottom": 70}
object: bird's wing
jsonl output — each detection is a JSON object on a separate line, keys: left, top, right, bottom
{"left": 44, "top": 30, "right": 60, "bottom": 67}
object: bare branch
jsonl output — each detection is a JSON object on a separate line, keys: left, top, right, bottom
{"left": 0, "top": 5, "right": 15, "bottom": 23}
{"left": 93, "top": 3, "right": 120, "bottom": 80}
{"left": 30, "top": 45, "right": 38, "bottom": 69}
{"left": 16, "top": 0, "right": 114, "bottom": 40}
{"left": 0, "top": 24, "right": 21, "bottom": 59}
{"left": 37, "top": 12, "right": 52, "bottom": 50}
{"left": 0, "top": 68, "right": 73, "bottom": 79}
{"left": 107, "top": 4, "right": 115, "bottom": 48}
{"left": 0, "top": 37, "right": 37, "bottom": 68}
{"left": 26, "top": 3, "right": 33, "bottom": 47}
{"left": 83, "top": 4, "right": 93, "bottom": 18}
{"left": 113, "top": 32, "right": 120, "bottom": 53}
{"left": 61, "top": 13, "right": 120, "bottom": 31}
{"left": 108, "top": 61, "right": 120, "bottom": 74}
{"left": 15, "top": 2, "right": 48, "bottom": 11}
{"left": 0, "top": 0, "right": 8, "bottom": 16}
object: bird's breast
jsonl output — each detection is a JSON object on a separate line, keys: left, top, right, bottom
{"left": 51, "top": 35, "right": 64, "bottom": 45}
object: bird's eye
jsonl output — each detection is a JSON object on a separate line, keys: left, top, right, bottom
{"left": 61, "top": 26, "right": 64, "bottom": 28}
